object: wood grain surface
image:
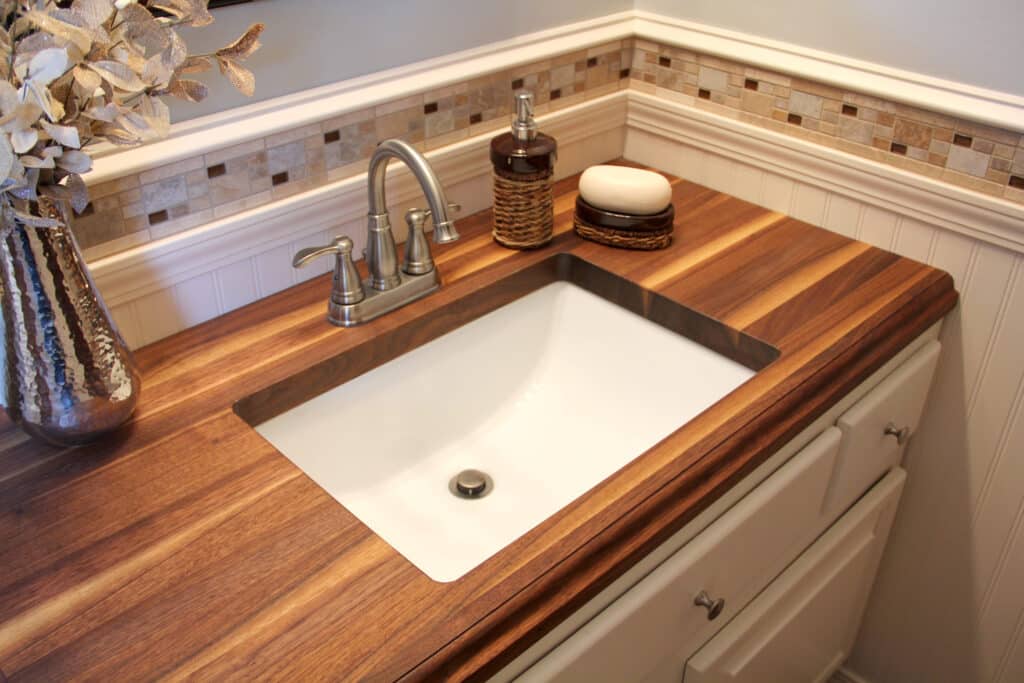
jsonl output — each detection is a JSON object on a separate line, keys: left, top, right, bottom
{"left": 0, "top": 165, "right": 956, "bottom": 681}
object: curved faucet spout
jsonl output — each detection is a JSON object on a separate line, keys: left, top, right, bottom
{"left": 367, "top": 139, "right": 459, "bottom": 243}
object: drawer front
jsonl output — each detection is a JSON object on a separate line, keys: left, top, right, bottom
{"left": 825, "top": 340, "right": 940, "bottom": 517}
{"left": 516, "top": 428, "right": 841, "bottom": 683}
{"left": 685, "top": 467, "right": 906, "bottom": 683}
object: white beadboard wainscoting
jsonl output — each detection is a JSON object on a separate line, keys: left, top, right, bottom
{"left": 624, "top": 93, "right": 1024, "bottom": 683}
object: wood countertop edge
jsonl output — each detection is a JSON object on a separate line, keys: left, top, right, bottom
{"left": 0, "top": 167, "right": 958, "bottom": 681}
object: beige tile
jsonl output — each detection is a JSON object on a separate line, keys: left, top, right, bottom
{"left": 940, "top": 168, "right": 1003, "bottom": 197}
{"left": 928, "top": 153, "right": 947, "bottom": 167}
{"left": 892, "top": 102, "right": 956, "bottom": 129}
{"left": 789, "top": 90, "right": 823, "bottom": 118}
{"left": 552, "top": 49, "right": 586, "bottom": 67}
{"left": 320, "top": 106, "right": 375, "bottom": 132}
{"left": 790, "top": 77, "right": 844, "bottom": 100}
{"left": 843, "top": 91, "right": 896, "bottom": 112}
{"left": 894, "top": 119, "right": 932, "bottom": 148}
{"left": 267, "top": 141, "right": 305, "bottom": 174}
{"left": 947, "top": 144, "right": 990, "bottom": 177}
{"left": 739, "top": 89, "right": 774, "bottom": 117}
{"left": 205, "top": 138, "right": 265, "bottom": 167}
{"left": 141, "top": 176, "right": 188, "bottom": 213}
{"left": 139, "top": 156, "right": 204, "bottom": 185}
{"left": 208, "top": 171, "right": 250, "bottom": 206}
{"left": 1004, "top": 185, "right": 1024, "bottom": 203}
{"left": 697, "top": 66, "right": 728, "bottom": 92}
{"left": 743, "top": 66, "right": 791, "bottom": 87}
{"left": 930, "top": 139, "right": 951, "bottom": 156}
{"left": 973, "top": 139, "right": 995, "bottom": 154}
{"left": 933, "top": 127, "right": 954, "bottom": 143}
{"left": 587, "top": 41, "right": 621, "bottom": 58}
{"left": 696, "top": 54, "right": 743, "bottom": 74}
{"left": 265, "top": 123, "right": 321, "bottom": 149}
{"left": 376, "top": 93, "right": 423, "bottom": 117}
{"left": 994, "top": 144, "right": 1016, "bottom": 160}
{"left": 87, "top": 175, "right": 140, "bottom": 199}
{"left": 838, "top": 116, "right": 875, "bottom": 145}
{"left": 991, "top": 157, "right": 1012, "bottom": 173}
{"left": 986, "top": 168, "right": 1010, "bottom": 185}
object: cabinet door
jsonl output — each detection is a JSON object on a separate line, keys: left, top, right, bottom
{"left": 824, "top": 340, "right": 939, "bottom": 518}
{"left": 685, "top": 467, "right": 905, "bottom": 683}
{"left": 515, "top": 428, "right": 840, "bottom": 683}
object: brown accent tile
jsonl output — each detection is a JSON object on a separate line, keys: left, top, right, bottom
{"left": 549, "top": 89, "right": 561, "bottom": 100}
{"left": 890, "top": 142, "right": 908, "bottom": 155}
{"left": 1010, "top": 175, "right": 1024, "bottom": 190}
{"left": 619, "top": 68, "right": 630, "bottom": 79}
{"left": 787, "top": 113, "right": 802, "bottom": 125}
{"left": 148, "top": 209, "right": 169, "bottom": 225}
{"left": 206, "top": 163, "right": 226, "bottom": 179}
{"left": 323, "top": 129, "right": 340, "bottom": 144}
{"left": 841, "top": 104, "right": 858, "bottom": 117}
{"left": 424, "top": 102, "right": 438, "bottom": 115}
{"left": 953, "top": 133, "right": 973, "bottom": 147}
{"left": 698, "top": 88, "right": 710, "bottom": 100}
{"left": 511, "top": 77, "right": 524, "bottom": 90}
{"left": 271, "top": 172, "right": 289, "bottom": 186}
{"left": 587, "top": 57, "right": 598, "bottom": 68}
{"left": 658, "top": 56, "right": 671, "bottom": 68}
{"left": 744, "top": 78, "right": 758, "bottom": 90}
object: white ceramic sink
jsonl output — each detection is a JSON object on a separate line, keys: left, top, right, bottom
{"left": 254, "top": 275, "right": 764, "bottom": 582}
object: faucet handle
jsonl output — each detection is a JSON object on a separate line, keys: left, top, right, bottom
{"left": 292, "top": 236, "right": 365, "bottom": 305}
{"left": 403, "top": 208, "right": 434, "bottom": 275}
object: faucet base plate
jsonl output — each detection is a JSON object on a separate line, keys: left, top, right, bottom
{"left": 328, "top": 269, "right": 440, "bottom": 327}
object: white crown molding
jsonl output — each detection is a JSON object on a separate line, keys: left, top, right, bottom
{"left": 90, "top": 92, "right": 628, "bottom": 306}
{"left": 627, "top": 90, "right": 1024, "bottom": 253}
{"left": 631, "top": 11, "right": 1024, "bottom": 134}
{"left": 86, "top": 10, "right": 1024, "bottom": 187}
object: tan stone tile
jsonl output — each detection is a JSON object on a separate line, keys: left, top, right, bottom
{"left": 139, "top": 156, "right": 204, "bottom": 185}
{"left": 141, "top": 176, "right": 188, "bottom": 213}
{"left": 122, "top": 201, "right": 144, "bottom": 218}
{"left": 94, "top": 195, "right": 119, "bottom": 212}
{"left": 843, "top": 91, "right": 896, "bottom": 112}
{"left": 697, "top": 54, "right": 743, "bottom": 74}
{"left": 743, "top": 66, "right": 791, "bottom": 87}
{"left": 739, "top": 89, "right": 774, "bottom": 117}
{"left": 838, "top": 116, "right": 874, "bottom": 145}
{"left": 872, "top": 137, "right": 889, "bottom": 151}
{"left": 552, "top": 49, "right": 586, "bottom": 67}
{"left": 189, "top": 196, "right": 211, "bottom": 212}
{"left": 892, "top": 102, "right": 956, "bottom": 129}
{"left": 87, "top": 175, "right": 140, "bottom": 199}
{"left": 771, "top": 109, "right": 788, "bottom": 123}
{"left": 986, "top": 168, "right": 1010, "bottom": 185}
{"left": 320, "top": 106, "right": 375, "bottom": 132}
{"left": 789, "top": 90, "right": 823, "bottom": 118}
{"left": 894, "top": 119, "right": 932, "bottom": 148}
{"left": 973, "top": 139, "right": 995, "bottom": 154}
{"left": 822, "top": 99, "right": 840, "bottom": 113}
{"left": 587, "top": 41, "right": 621, "bottom": 58}
{"left": 994, "top": 144, "right": 1016, "bottom": 160}
{"left": 928, "top": 153, "right": 947, "bottom": 167}
{"left": 947, "top": 144, "right": 990, "bottom": 177}
{"left": 72, "top": 209, "right": 125, "bottom": 248}
{"left": 376, "top": 93, "right": 423, "bottom": 117}
{"left": 876, "top": 111, "right": 895, "bottom": 127}
{"left": 820, "top": 121, "right": 837, "bottom": 136}
{"left": 789, "top": 77, "right": 844, "bottom": 100}
{"left": 889, "top": 154, "right": 944, "bottom": 180}
{"left": 208, "top": 171, "right": 250, "bottom": 206}
{"left": 930, "top": 139, "right": 951, "bottom": 155}
{"left": 941, "top": 169, "right": 1003, "bottom": 197}
{"left": 822, "top": 110, "right": 838, "bottom": 124}
{"left": 265, "top": 123, "right": 321, "bottom": 149}
{"left": 205, "top": 138, "right": 265, "bottom": 167}
{"left": 907, "top": 146, "right": 928, "bottom": 162}
{"left": 859, "top": 108, "right": 878, "bottom": 123}
{"left": 933, "top": 127, "right": 954, "bottom": 143}
{"left": 991, "top": 157, "right": 1012, "bottom": 172}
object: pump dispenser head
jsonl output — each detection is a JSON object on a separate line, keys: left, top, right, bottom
{"left": 512, "top": 92, "right": 538, "bottom": 144}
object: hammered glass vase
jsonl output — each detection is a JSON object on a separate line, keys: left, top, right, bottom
{"left": 0, "top": 199, "right": 141, "bottom": 446}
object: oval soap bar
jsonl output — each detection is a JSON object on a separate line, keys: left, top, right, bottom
{"left": 578, "top": 165, "right": 672, "bottom": 215}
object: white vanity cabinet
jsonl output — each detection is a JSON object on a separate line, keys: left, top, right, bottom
{"left": 504, "top": 333, "right": 943, "bottom": 683}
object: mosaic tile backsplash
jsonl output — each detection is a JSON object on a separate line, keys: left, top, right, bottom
{"left": 73, "top": 37, "right": 1024, "bottom": 257}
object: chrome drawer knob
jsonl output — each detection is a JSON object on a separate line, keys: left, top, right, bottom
{"left": 884, "top": 422, "right": 911, "bottom": 446}
{"left": 694, "top": 590, "right": 725, "bottom": 620}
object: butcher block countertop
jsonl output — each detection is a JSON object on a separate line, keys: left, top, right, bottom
{"left": 0, "top": 166, "right": 956, "bottom": 681}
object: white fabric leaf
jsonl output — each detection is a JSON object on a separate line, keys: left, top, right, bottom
{"left": 41, "top": 121, "right": 81, "bottom": 149}
{"left": 56, "top": 149, "right": 92, "bottom": 174}
{"left": 87, "top": 60, "right": 146, "bottom": 92}
{"left": 72, "top": 65, "right": 102, "bottom": 92}
{"left": 27, "top": 48, "right": 70, "bottom": 86}
{"left": 72, "top": 0, "right": 115, "bottom": 29}
{"left": 216, "top": 57, "right": 255, "bottom": 97}
{"left": 0, "top": 134, "right": 13, "bottom": 185}
{"left": 19, "top": 155, "right": 55, "bottom": 169}
{"left": 10, "top": 127, "right": 38, "bottom": 155}
{"left": 66, "top": 173, "right": 90, "bottom": 213}
{"left": 24, "top": 10, "right": 93, "bottom": 54}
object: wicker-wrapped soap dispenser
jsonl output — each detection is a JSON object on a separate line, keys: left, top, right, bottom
{"left": 490, "top": 92, "right": 557, "bottom": 249}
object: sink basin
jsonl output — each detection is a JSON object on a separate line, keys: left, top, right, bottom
{"left": 237, "top": 255, "right": 777, "bottom": 582}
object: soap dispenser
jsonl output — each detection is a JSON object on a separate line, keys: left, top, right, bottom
{"left": 490, "top": 92, "right": 557, "bottom": 249}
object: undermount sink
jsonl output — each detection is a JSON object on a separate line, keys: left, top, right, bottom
{"left": 237, "top": 255, "right": 778, "bottom": 582}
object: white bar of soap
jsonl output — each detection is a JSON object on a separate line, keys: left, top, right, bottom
{"left": 578, "top": 165, "right": 672, "bottom": 215}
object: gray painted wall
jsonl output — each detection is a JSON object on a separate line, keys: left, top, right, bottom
{"left": 173, "top": 0, "right": 631, "bottom": 121}
{"left": 635, "top": 0, "right": 1024, "bottom": 96}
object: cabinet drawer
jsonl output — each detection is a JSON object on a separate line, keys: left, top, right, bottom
{"left": 824, "top": 340, "right": 940, "bottom": 517}
{"left": 685, "top": 467, "right": 905, "bottom": 683}
{"left": 516, "top": 428, "right": 841, "bottom": 683}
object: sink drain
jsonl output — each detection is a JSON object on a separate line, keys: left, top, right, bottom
{"left": 449, "top": 469, "right": 493, "bottom": 499}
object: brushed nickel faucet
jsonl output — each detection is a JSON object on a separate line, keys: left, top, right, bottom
{"left": 293, "top": 139, "right": 460, "bottom": 326}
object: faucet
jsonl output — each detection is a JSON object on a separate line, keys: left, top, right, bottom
{"left": 292, "top": 139, "right": 460, "bottom": 326}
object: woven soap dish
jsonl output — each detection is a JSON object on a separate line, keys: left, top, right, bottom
{"left": 573, "top": 196, "right": 674, "bottom": 250}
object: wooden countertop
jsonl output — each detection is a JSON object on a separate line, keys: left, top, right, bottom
{"left": 0, "top": 167, "right": 956, "bottom": 681}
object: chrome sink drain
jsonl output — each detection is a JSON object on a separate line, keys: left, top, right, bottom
{"left": 449, "top": 469, "right": 493, "bottom": 499}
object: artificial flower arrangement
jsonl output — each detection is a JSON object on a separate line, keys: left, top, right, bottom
{"left": 0, "top": 0, "right": 264, "bottom": 225}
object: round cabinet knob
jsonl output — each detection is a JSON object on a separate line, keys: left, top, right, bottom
{"left": 884, "top": 422, "right": 911, "bottom": 446}
{"left": 694, "top": 590, "right": 725, "bottom": 620}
